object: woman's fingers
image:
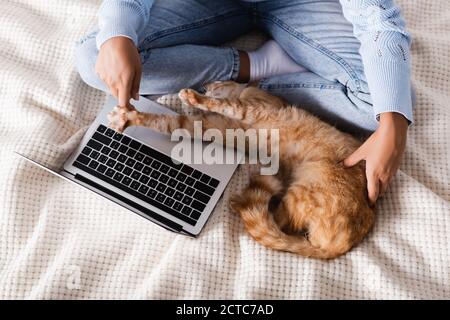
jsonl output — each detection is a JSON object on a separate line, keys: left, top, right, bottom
{"left": 131, "top": 66, "right": 141, "bottom": 101}
{"left": 379, "top": 175, "right": 391, "bottom": 196}
{"left": 117, "top": 73, "right": 134, "bottom": 107}
{"left": 367, "top": 172, "right": 380, "bottom": 206}
{"left": 344, "top": 145, "right": 365, "bottom": 167}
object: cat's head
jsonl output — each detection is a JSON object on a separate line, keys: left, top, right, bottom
{"left": 203, "top": 81, "right": 247, "bottom": 99}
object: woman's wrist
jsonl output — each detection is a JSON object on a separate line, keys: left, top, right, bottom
{"left": 379, "top": 112, "right": 409, "bottom": 132}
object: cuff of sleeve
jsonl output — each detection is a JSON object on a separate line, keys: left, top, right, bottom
{"left": 365, "top": 59, "right": 414, "bottom": 125}
{"left": 96, "top": 22, "right": 138, "bottom": 50}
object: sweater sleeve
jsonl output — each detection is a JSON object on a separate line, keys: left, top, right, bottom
{"left": 340, "top": 0, "right": 413, "bottom": 124}
{"left": 96, "top": 0, "right": 154, "bottom": 50}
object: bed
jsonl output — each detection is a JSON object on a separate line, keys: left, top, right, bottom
{"left": 0, "top": 0, "right": 449, "bottom": 299}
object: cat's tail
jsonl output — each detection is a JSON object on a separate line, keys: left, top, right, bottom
{"left": 230, "top": 176, "right": 336, "bottom": 259}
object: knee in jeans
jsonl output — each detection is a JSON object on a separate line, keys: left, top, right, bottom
{"left": 75, "top": 37, "right": 104, "bottom": 90}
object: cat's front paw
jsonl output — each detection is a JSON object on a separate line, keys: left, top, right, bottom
{"left": 107, "top": 105, "right": 141, "bottom": 133}
{"left": 179, "top": 89, "right": 200, "bottom": 106}
{"left": 179, "top": 89, "right": 208, "bottom": 111}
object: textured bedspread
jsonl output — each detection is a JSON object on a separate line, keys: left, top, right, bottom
{"left": 0, "top": 0, "right": 449, "bottom": 299}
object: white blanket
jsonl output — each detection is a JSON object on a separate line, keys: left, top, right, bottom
{"left": 0, "top": 0, "right": 449, "bottom": 299}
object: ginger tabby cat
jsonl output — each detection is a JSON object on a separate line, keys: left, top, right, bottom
{"left": 108, "top": 81, "right": 375, "bottom": 259}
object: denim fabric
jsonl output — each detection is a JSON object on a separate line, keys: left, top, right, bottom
{"left": 76, "top": 0, "right": 385, "bottom": 133}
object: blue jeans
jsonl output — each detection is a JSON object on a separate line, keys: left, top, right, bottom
{"left": 76, "top": 0, "right": 377, "bottom": 133}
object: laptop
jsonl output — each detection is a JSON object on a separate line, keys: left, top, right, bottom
{"left": 16, "top": 95, "right": 242, "bottom": 236}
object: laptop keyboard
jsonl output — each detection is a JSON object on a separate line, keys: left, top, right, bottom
{"left": 72, "top": 124, "right": 220, "bottom": 226}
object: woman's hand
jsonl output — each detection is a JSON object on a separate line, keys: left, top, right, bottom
{"left": 95, "top": 36, "right": 141, "bottom": 106}
{"left": 344, "top": 113, "right": 409, "bottom": 206}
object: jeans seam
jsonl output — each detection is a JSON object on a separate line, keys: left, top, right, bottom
{"left": 229, "top": 47, "right": 240, "bottom": 81}
{"left": 256, "top": 12, "right": 362, "bottom": 92}
{"left": 140, "top": 10, "right": 248, "bottom": 49}
{"left": 259, "top": 78, "right": 342, "bottom": 91}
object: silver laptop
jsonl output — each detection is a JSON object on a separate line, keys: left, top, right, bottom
{"left": 16, "top": 96, "right": 242, "bottom": 236}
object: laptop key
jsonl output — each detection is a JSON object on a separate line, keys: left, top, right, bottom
{"left": 147, "top": 189, "right": 157, "bottom": 198}
{"left": 159, "top": 174, "right": 169, "bottom": 184}
{"left": 143, "top": 156, "right": 152, "bottom": 166}
{"left": 142, "top": 166, "right": 152, "bottom": 175}
{"left": 101, "top": 146, "right": 111, "bottom": 155}
{"left": 122, "top": 177, "right": 132, "bottom": 186}
{"left": 89, "top": 160, "right": 99, "bottom": 169}
{"left": 125, "top": 158, "right": 135, "bottom": 167}
{"left": 156, "top": 193, "right": 166, "bottom": 203}
{"left": 81, "top": 146, "right": 92, "bottom": 156}
{"left": 151, "top": 160, "right": 161, "bottom": 170}
{"left": 87, "top": 139, "right": 102, "bottom": 151}
{"left": 164, "top": 197, "right": 175, "bottom": 207}
{"left": 109, "top": 150, "right": 119, "bottom": 159}
{"left": 182, "top": 206, "right": 192, "bottom": 216}
{"left": 90, "top": 151, "right": 100, "bottom": 160}
{"left": 121, "top": 135, "right": 131, "bottom": 145}
{"left": 97, "top": 164, "right": 107, "bottom": 174}
{"left": 156, "top": 183, "right": 166, "bottom": 193}
{"left": 139, "top": 175, "right": 149, "bottom": 184}
{"left": 130, "top": 181, "right": 140, "bottom": 190}
{"left": 180, "top": 165, "right": 194, "bottom": 175}
{"left": 176, "top": 172, "right": 187, "bottom": 182}
{"left": 118, "top": 154, "right": 127, "bottom": 163}
{"left": 190, "top": 210, "right": 202, "bottom": 220}
{"left": 168, "top": 169, "right": 177, "bottom": 177}
{"left": 134, "top": 162, "right": 144, "bottom": 171}
{"left": 126, "top": 149, "right": 137, "bottom": 157}
{"left": 191, "top": 200, "right": 206, "bottom": 212}
{"left": 160, "top": 164, "right": 169, "bottom": 173}
{"left": 92, "top": 132, "right": 111, "bottom": 146}
{"left": 131, "top": 171, "right": 141, "bottom": 180}
{"left": 182, "top": 196, "right": 193, "bottom": 206}
{"left": 173, "top": 202, "right": 183, "bottom": 212}
{"left": 106, "top": 159, "right": 116, "bottom": 167}
{"left": 209, "top": 178, "right": 220, "bottom": 188}
{"left": 135, "top": 152, "right": 144, "bottom": 162}
{"left": 148, "top": 179, "right": 158, "bottom": 188}
{"left": 98, "top": 155, "right": 108, "bottom": 163}
{"left": 150, "top": 171, "right": 161, "bottom": 179}
{"left": 194, "top": 180, "right": 214, "bottom": 196}
{"left": 113, "top": 172, "right": 124, "bottom": 182}
{"left": 113, "top": 132, "right": 123, "bottom": 141}
{"left": 76, "top": 154, "right": 90, "bottom": 165}
{"left": 185, "top": 177, "right": 195, "bottom": 186}
{"left": 97, "top": 124, "right": 107, "bottom": 133}
{"left": 123, "top": 166, "right": 133, "bottom": 176}
{"left": 193, "top": 191, "right": 210, "bottom": 204}
{"left": 174, "top": 191, "right": 183, "bottom": 201}
{"left": 165, "top": 187, "right": 175, "bottom": 197}
{"left": 105, "top": 168, "right": 115, "bottom": 177}
{"left": 191, "top": 170, "right": 202, "bottom": 179}
{"left": 105, "top": 128, "right": 115, "bottom": 137}
{"left": 118, "top": 145, "right": 128, "bottom": 154}
{"left": 129, "top": 140, "right": 141, "bottom": 150}
{"left": 110, "top": 141, "right": 120, "bottom": 150}
{"left": 185, "top": 187, "right": 195, "bottom": 196}
{"left": 200, "top": 174, "right": 211, "bottom": 184}
{"left": 139, "top": 185, "right": 149, "bottom": 194}
{"left": 114, "top": 163, "right": 124, "bottom": 172}
{"left": 168, "top": 178, "right": 177, "bottom": 188}
{"left": 176, "top": 183, "right": 186, "bottom": 192}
